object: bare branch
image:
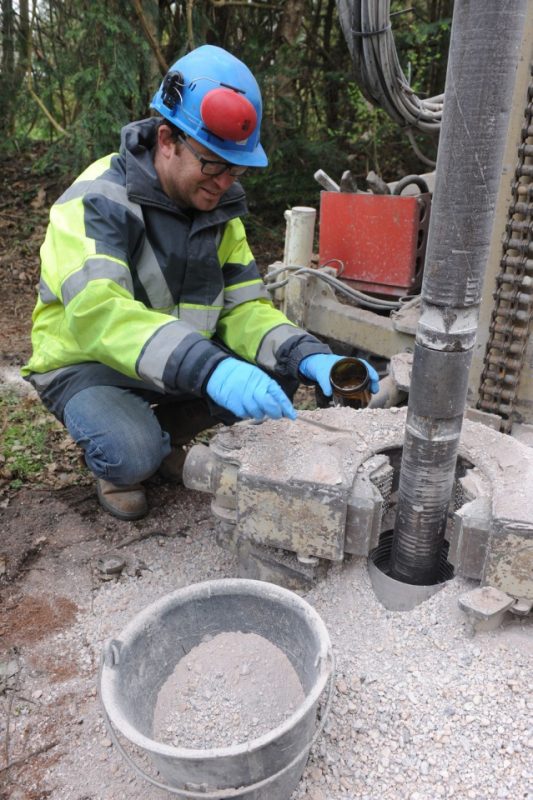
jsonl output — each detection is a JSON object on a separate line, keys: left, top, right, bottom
{"left": 27, "top": 80, "right": 70, "bottom": 136}
{"left": 186, "top": 0, "right": 195, "bottom": 50}
{"left": 132, "top": 0, "right": 168, "bottom": 75}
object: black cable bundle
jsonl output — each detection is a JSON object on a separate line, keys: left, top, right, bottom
{"left": 336, "top": 0, "right": 443, "bottom": 133}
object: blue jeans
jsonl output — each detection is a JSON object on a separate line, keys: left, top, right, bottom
{"left": 63, "top": 386, "right": 172, "bottom": 486}
{"left": 62, "top": 372, "right": 299, "bottom": 486}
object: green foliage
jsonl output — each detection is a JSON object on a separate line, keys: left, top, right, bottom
{"left": 392, "top": 3, "right": 452, "bottom": 98}
{"left": 1, "top": 394, "right": 59, "bottom": 487}
{"left": 63, "top": 3, "right": 150, "bottom": 170}
{"left": 245, "top": 136, "right": 348, "bottom": 225}
{"left": 0, "top": 392, "right": 87, "bottom": 493}
{"left": 11, "top": 0, "right": 153, "bottom": 173}
{"left": 0, "top": 0, "right": 451, "bottom": 227}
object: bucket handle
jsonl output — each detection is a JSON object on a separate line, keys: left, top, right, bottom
{"left": 98, "top": 650, "right": 335, "bottom": 799}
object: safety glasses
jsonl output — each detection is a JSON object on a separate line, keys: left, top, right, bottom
{"left": 179, "top": 136, "right": 248, "bottom": 177}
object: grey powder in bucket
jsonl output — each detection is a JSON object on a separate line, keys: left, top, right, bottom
{"left": 152, "top": 631, "right": 305, "bottom": 749}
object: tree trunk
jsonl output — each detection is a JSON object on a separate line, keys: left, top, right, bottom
{"left": 323, "top": 0, "right": 339, "bottom": 132}
{"left": 279, "top": 0, "right": 305, "bottom": 44}
{"left": 1, "top": 0, "right": 16, "bottom": 136}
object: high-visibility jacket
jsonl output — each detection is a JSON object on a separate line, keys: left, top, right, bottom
{"left": 23, "top": 118, "right": 329, "bottom": 419}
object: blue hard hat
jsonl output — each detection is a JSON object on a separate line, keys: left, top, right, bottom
{"left": 150, "top": 45, "right": 268, "bottom": 168}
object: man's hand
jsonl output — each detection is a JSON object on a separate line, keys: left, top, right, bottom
{"left": 206, "top": 358, "right": 297, "bottom": 421}
{"left": 299, "top": 354, "right": 380, "bottom": 396}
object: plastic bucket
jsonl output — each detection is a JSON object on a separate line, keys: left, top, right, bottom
{"left": 99, "top": 578, "right": 334, "bottom": 799}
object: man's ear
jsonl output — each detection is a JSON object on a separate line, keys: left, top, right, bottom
{"left": 157, "top": 124, "right": 178, "bottom": 159}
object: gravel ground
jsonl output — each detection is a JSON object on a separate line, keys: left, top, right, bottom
{"left": 2, "top": 490, "right": 532, "bottom": 800}
{"left": 152, "top": 631, "right": 305, "bottom": 749}
{"left": 296, "top": 562, "right": 533, "bottom": 800}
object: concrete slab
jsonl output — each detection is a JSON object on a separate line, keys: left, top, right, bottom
{"left": 458, "top": 585, "right": 515, "bottom": 631}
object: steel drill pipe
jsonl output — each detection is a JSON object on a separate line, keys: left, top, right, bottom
{"left": 390, "top": 0, "right": 529, "bottom": 585}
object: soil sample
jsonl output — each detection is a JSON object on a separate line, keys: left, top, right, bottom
{"left": 152, "top": 631, "right": 305, "bottom": 749}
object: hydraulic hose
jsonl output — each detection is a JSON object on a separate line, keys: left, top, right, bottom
{"left": 265, "top": 263, "right": 406, "bottom": 312}
{"left": 392, "top": 175, "right": 430, "bottom": 196}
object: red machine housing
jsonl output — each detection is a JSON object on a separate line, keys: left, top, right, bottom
{"left": 318, "top": 192, "right": 431, "bottom": 297}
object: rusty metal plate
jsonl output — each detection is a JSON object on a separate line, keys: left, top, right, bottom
{"left": 318, "top": 192, "right": 430, "bottom": 295}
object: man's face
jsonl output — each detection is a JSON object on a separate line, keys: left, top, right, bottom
{"left": 155, "top": 126, "right": 240, "bottom": 212}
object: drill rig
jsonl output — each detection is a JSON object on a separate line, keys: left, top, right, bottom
{"left": 184, "top": 1, "right": 533, "bottom": 624}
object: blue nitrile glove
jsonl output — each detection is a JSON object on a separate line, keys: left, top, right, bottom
{"left": 299, "top": 354, "right": 380, "bottom": 396}
{"left": 206, "top": 358, "right": 297, "bottom": 421}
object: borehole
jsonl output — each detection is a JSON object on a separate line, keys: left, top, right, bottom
{"left": 368, "top": 529, "right": 455, "bottom": 612}
{"left": 367, "top": 446, "right": 465, "bottom": 610}
{"left": 370, "top": 529, "right": 455, "bottom": 583}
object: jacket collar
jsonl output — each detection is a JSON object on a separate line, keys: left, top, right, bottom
{"left": 119, "top": 117, "right": 248, "bottom": 228}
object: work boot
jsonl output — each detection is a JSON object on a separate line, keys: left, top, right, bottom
{"left": 96, "top": 479, "right": 148, "bottom": 521}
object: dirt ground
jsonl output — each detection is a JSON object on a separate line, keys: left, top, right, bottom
{"left": 1, "top": 149, "right": 532, "bottom": 800}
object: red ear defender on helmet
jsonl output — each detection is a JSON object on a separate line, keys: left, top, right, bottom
{"left": 151, "top": 45, "right": 268, "bottom": 166}
{"left": 200, "top": 88, "right": 258, "bottom": 142}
